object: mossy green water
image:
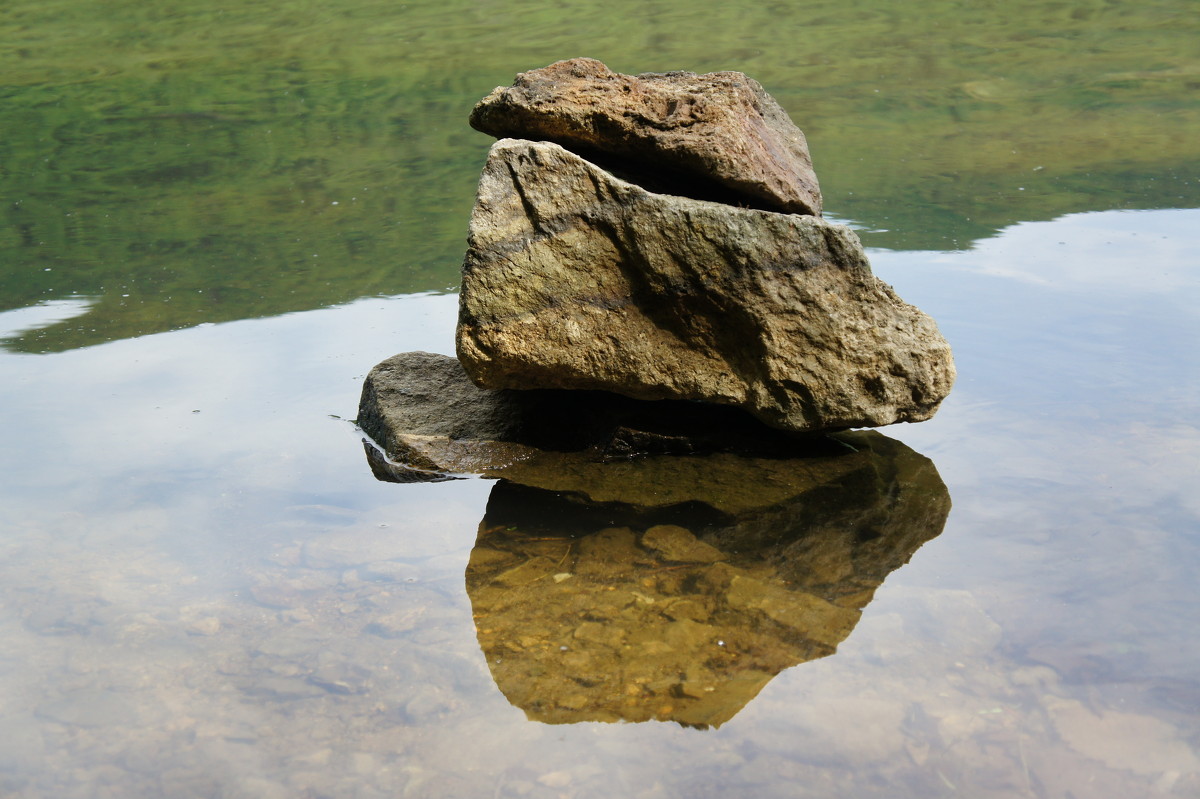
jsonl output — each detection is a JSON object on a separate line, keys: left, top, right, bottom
{"left": 2, "top": 0, "right": 1197, "bottom": 351}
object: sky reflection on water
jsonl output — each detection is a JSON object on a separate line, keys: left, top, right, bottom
{"left": 0, "top": 209, "right": 1197, "bottom": 796}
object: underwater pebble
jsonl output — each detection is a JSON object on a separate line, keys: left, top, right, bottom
{"left": 186, "top": 617, "right": 221, "bottom": 636}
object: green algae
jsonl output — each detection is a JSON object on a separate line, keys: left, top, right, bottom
{"left": 2, "top": 0, "right": 1197, "bottom": 351}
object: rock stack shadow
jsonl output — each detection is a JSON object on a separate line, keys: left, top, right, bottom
{"left": 357, "top": 59, "right": 957, "bottom": 727}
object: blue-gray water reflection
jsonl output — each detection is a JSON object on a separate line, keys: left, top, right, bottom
{"left": 0, "top": 209, "right": 1197, "bottom": 796}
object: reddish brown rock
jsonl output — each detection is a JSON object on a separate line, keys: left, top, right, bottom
{"left": 469, "top": 57, "right": 822, "bottom": 216}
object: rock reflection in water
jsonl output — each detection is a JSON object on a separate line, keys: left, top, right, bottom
{"left": 358, "top": 353, "right": 951, "bottom": 727}
{"left": 464, "top": 431, "right": 950, "bottom": 728}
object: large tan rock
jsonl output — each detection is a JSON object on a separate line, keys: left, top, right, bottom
{"left": 456, "top": 139, "right": 955, "bottom": 434}
{"left": 469, "top": 57, "right": 822, "bottom": 215}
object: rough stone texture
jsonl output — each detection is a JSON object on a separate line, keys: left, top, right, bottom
{"left": 357, "top": 351, "right": 537, "bottom": 479}
{"left": 456, "top": 139, "right": 955, "bottom": 434}
{"left": 469, "top": 57, "right": 822, "bottom": 216}
{"left": 357, "top": 351, "right": 831, "bottom": 483}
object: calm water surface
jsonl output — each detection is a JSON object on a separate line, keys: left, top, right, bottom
{"left": 1, "top": 1, "right": 1198, "bottom": 797}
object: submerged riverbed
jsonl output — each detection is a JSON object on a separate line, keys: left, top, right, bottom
{"left": 1, "top": 1, "right": 1198, "bottom": 797}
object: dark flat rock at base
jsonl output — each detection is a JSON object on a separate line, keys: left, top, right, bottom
{"left": 358, "top": 351, "right": 837, "bottom": 483}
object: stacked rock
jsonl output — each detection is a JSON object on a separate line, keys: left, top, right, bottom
{"left": 352, "top": 67, "right": 956, "bottom": 725}
{"left": 456, "top": 58, "right": 955, "bottom": 434}
{"left": 359, "top": 59, "right": 956, "bottom": 473}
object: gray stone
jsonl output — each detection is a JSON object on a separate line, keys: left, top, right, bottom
{"left": 470, "top": 57, "right": 822, "bottom": 215}
{"left": 357, "top": 351, "right": 826, "bottom": 484}
{"left": 356, "top": 350, "right": 532, "bottom": 473}
{"left": 456, "top": 139, "right": 955, "bottom": 434}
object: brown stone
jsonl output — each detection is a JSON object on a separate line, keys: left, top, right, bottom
{"left": 456, "top": 139, "right": 955, "bottom": 434}
{"left": 469, "top": 57, "right": 822, "bottom": 215}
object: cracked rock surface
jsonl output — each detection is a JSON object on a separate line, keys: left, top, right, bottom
{"left": 457, "top": 138, "right": 955, "bottom": 433}
{"left": 470, "top": 57, "right": 823, "bottom": 215}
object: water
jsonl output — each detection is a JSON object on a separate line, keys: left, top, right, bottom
{"left": 1, "top": 1, "right": 1199, "bottom": 797}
